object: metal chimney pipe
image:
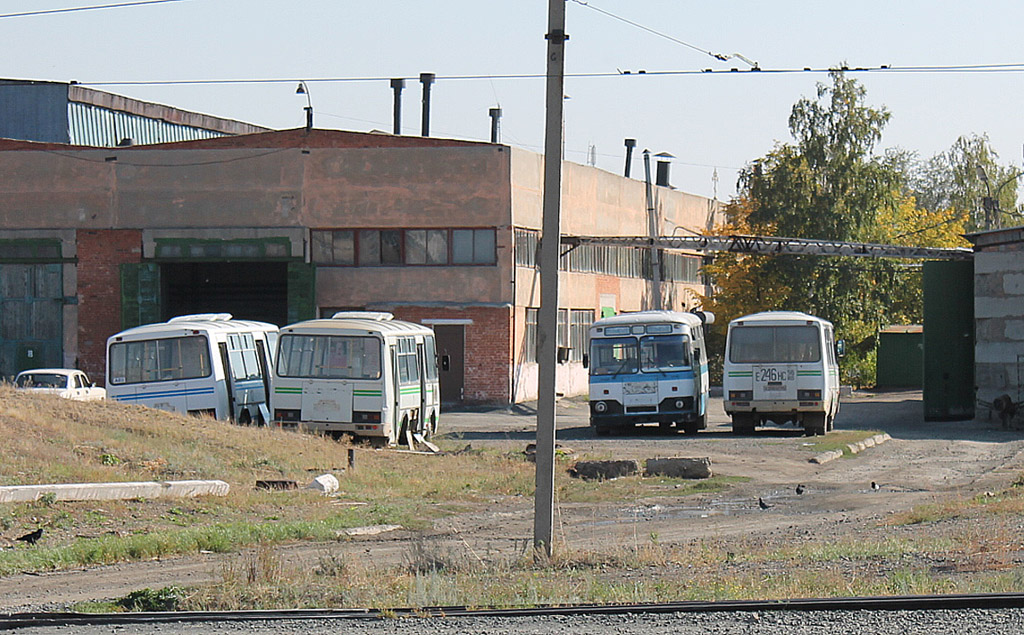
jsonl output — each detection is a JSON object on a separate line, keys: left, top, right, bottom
{"left": 390, "top": 78, "right": 405, "bottom": 135}
{"left": 624, "top": 138, "right": 637, "bottom": 177}
{"left": 419, "top": 72, "right": 435, "bottom": 137}
{"left": 655, "top": 152, "right": 674, "bottom": 187}
{"left": 489, "top": 107, "right": 502, "bottom": 143}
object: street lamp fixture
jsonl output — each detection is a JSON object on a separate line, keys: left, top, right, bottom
{"left": 296, "top": 81, "right": 313, "bottom": 131}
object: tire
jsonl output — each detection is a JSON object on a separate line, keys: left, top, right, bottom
{"left": 683, "top": 423, "right": 701, "bottom": 435}
{"left": 594, "top": 424, "right": 611, "bottom": 437}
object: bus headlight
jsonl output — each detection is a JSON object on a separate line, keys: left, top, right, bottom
{"left": 675, "top": 399, "right": 686, "bottom": 409}
{"left": 593, "top": 401, "right": 608, "bottom": 413}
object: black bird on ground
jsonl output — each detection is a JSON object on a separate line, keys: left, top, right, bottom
{"left": 758, "top": 497, "right": 773, "bottom": 510}
{"left": 16, "top": 527, "right": 43, "bottom": 545}
{"left": 871, "top": 481, "right": 881, "bottom": 491}
{"left": 795, "top": 484, "right": 806, "bottom": 495}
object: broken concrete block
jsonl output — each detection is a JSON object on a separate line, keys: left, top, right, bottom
{"left": 568, "top": 460, "right": 639, "bottom": 481}
{"left": 307, "top": 473, "right": 339, "bottom": 495}
{"left": 810, "top": 449, "right": 843, "bottom": 464}
{"left": 644, "top": 457, "right": 712, "bottom": 479}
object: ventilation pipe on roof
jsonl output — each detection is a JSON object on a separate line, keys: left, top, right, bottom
{"left": 419, "top": 73, "right": 435, "bottom": 137}
{"left": 655, "top": 152, "right": 674, "bottom": 188}
{"left": 390, "top": 78, "right": 405, "bottom": 135}
{"left": 489, "top": 107, "right": 502, "bottom": 143}
{"left": 624, "top": 138, "right": 637, "bottom": 177}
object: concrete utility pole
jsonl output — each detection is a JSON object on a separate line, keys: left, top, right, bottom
{"left": 534, "top": 0, "right": 567, "bottom": 559}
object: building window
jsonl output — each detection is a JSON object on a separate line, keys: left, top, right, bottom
{"left": 569, "top": 309, "right": 594, "bottom": 361}
{"left": 524, "top": 308, "right": 538, "bottom": 363}
{"left": 359, "top": 229, "right": 402, "bottom": 266}
{"left": 312, "top": 230, "right": 355, "bottom": 265}
{"left": 313, "top": 228, "right": 496, "bottom": 266}
{"left": 405, "top": 229, "right": 449, "bottom": 265}
{"left": 515, "top": 229, "right": 538, "bottom": 267}
{"left": 452, "top": 229, "right": 496, "bottom": 264}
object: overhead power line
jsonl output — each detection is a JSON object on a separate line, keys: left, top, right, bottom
{"left": 568, "top": 0, "right": 758, "bottom": 68}
{"left": 71, "top": 63, "right": 1024, "bottom": 88}
{"left": 0, "top": 0, "right": 187, "bottom": 19}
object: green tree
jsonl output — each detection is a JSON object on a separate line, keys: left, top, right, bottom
{"left": 909, "top": 134, "right": 1021, "bottom": 231}
{"left": 703, "top": 71, "right": 967, "bottom": 386}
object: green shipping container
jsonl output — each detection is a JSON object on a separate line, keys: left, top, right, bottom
{"left": 876, "top": 326, "right": 923, "bottom": 388}
{"left": 922, "top": 260, "right": 974, "bottom": 421}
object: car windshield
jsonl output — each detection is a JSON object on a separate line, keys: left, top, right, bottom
{"left": 15, "top": 373, "right": 68, "bottom": 389}
{"left": 589, "top": 337, "right": 639, "bottom": 376}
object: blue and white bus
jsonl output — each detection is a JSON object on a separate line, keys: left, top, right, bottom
{"left": 106, "top": 314, "right": 278, "bottom": 424}
{"left": 585, "top": 310, "right": 713, "bottom": 435}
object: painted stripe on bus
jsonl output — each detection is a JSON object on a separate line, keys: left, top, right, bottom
{"left": 728, "top": 371, "right": 754, "bottom": 377}
{"left": 112, "top": 386, "right": 216, "bottom": 402}
{"left": 354, "top": 390, "right": 382, "bottom": 396}
{"left": 274, "top": 387, "right": 303, "bottom": 394}
{"left": 796, "top": 370, "right": 823, "bottom": 376}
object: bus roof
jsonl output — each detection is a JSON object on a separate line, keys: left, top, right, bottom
{"left": 281, "top": 316, "right": 433, "bottom": 337}
{"left": 591, "top": 310, "right": 707, "bottom": 330}
{"left": 728, "top": 311, "right": 832, "bottom": 327}
{"left": 108, "top": 316, "right": 278, "bottom": 342}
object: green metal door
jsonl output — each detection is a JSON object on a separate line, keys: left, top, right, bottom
{"left": 923, "top": 260, "right": 974, "bottom": 420}
{"left": 0, "top": 263, "right": 63, "bottom": 376}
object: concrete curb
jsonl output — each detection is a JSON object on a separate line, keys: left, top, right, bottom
{"left": 810, "top": 433, "right": 892, "bottom": 464}
{"left": 0, "top": 480, "right": 230, "bottom": 503}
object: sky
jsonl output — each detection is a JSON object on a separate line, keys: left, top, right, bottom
{"left": 3, "top": 0, "right": 1024, "bottom": 201}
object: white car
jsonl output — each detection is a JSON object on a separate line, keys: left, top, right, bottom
{"left": 13, "top": 369, "right": 107, "bottom": 401}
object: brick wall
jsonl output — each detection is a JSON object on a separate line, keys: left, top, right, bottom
{"left": 389, "top": 306, "right": 512, "bottom": 405}
{"left": 76, "top": 230, "right": 142, "bottom": 383}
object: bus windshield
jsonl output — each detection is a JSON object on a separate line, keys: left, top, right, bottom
{"left": 276, "top": 334, "right": 382, "bottom": 379}
{"left": 589, "top": 337, "right": 639, "bottom": 376}
{"left": 640, "top": 335, "right": 690, "bottom": 372}
{"left": 729, "top": 325, "right": 821, "bottom": 363}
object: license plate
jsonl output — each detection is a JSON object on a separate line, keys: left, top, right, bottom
{"left": 624, "top": 382, "right": 657, "bottom": 395}
{"left": 755, "top": 368, "right": 794, "bottom": 383}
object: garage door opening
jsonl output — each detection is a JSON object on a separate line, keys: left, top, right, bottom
{"left": 162, "top": 262, "right": 289, "bottom": 327}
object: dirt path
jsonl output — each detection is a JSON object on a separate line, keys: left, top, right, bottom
{"left": 3, "top": 391, "right": 1022, "bottom": 611}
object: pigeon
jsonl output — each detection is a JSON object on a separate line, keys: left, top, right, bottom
{"left": 16, "top": 528, "right": 43, "bottom": 545}
{"left": 795, "top": 484, "right": 806, "bottom": 495}
{"left": 871, "top": 481, "right": 881, "bottom": 491}
{"left": 758, "top": 497, "right": 773, "bottom": 510}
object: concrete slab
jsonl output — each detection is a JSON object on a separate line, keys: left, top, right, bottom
{"left": 644, "top": 457, "right": 712, "bottom": 479}
{"left": 0, "top": 480, "right": 229, "bottom": 503}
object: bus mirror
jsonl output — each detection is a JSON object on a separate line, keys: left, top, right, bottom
{"left": 692, "top": 309, "right": 715, "bottom": 325}
{"left": 836, "top": 340, "right": 846, "bottom": 358}
{"left": 582, "top": 353, "right": 589, "bottom": 369}
{"left": 557, "top": 347, "right": 571, "bottom": 364}
{"left": 441, "top": 355, "right": 451, "bottom": 371}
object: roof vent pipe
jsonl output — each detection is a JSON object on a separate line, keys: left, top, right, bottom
{"left": 489, "top": 107, "right": 502, "bottom": 143}
{"left": 655, "top": 152, "right": 674, "bottom": 187}
{"left": 390, "top": 78, "right": 405, "bottom": 135}
{"left": 624, "top": 138, "right": 637, "bottom": 177}
{"left": 419, "top": 72, "right": 435, "bottom": 137}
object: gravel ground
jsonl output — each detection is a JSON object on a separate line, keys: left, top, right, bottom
{"left": 12, "top": 608, "right": 1024, "bottom": 634}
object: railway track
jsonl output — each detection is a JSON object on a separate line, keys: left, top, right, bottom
{"left": 5, "top": 592, "right": 1024, "bottom": 630}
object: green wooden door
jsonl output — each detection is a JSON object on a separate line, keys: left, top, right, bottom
{"left": 0, "top": 263, "right": 63, "bottom": 376}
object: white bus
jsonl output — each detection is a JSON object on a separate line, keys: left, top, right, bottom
{"left": 585, "top": 310, "right": 713, "bottom": 435}
{"left": 723, "top": 311, "right": 841, "bottom": 436}
{"left": 271, "top": 312, "right": 440, "bottom": 445}
{"left": 106, "top": 314, "right": 278, "bottom": 424}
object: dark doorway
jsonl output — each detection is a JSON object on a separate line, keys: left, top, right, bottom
{"left": 162, "top": 262, "right": 288, "bottom": 327}
{"left": 433, "top": 324, "right": 465, "bottom": 406}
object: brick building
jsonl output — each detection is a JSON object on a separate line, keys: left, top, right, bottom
{"left": 0, "top": 127, "right": 717, "bottom": 405}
